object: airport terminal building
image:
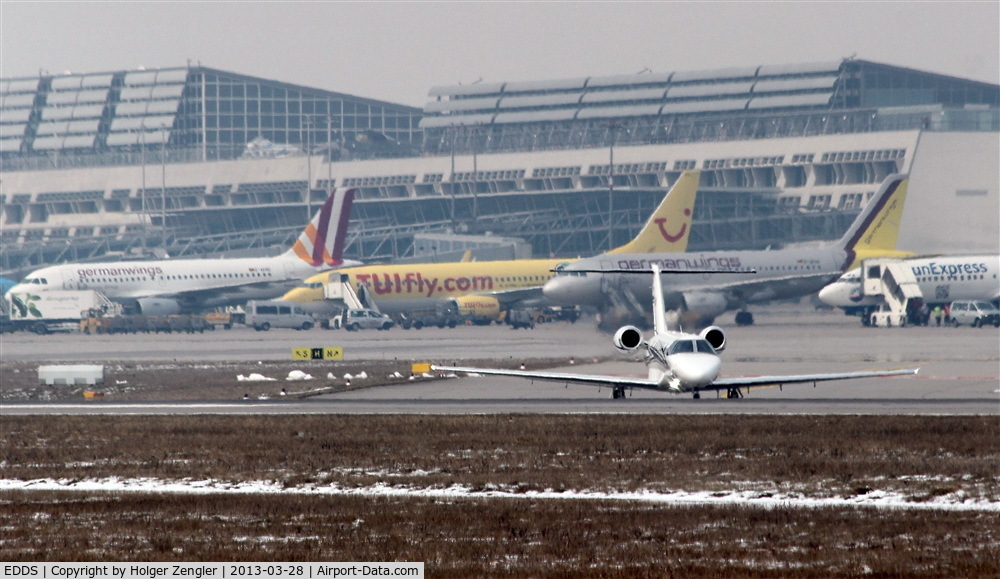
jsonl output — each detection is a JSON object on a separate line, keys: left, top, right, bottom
{"left": 1, "top": 59, "right": 997, "bottom": 274}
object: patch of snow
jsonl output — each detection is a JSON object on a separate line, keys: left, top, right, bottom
{"left": 0, "top": 477, "right": 995, "bottom": 512}
{"left": 237, "top": 373, "right": 276, "bottom": 382}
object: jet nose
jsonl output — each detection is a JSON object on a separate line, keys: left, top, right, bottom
{"left": 543, "top": 274, "right": 600, "bottom": 307}
{"left": 281, "top": 287, "right": 310, "bottom": 302}
{"left": 5, "top": 283, "right": 29, "bottom": 298}
{"left": 817, "top": 283, "right": 842, "bottom": 307}
{"left": 672, "top": 353, "right": 722, "bottom": 388}
{"left": 542, "top": 276, "right": 571, "bottom": 303}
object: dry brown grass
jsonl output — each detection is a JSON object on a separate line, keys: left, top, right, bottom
{"left": 2, "top": 415, "right": 999, "bottom": 575}
{"left": 2, "top": 415, "right": 997, "bottom": 498}
{"left": 2, "top": 490, "right": 996, "bottom": 577}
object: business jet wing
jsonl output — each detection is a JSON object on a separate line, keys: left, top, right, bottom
{"left": 432, "top": 365, "right": 919, "bottom": 395}
{"left": 708, "top": 367, "right": 919, "bottom": 391}
{"left": 431, "top": 365, "right": 661, "bottom": 390}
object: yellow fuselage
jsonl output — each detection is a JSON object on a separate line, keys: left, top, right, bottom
{"left": 282, "top": 258, "right": 575, "bottom": 315}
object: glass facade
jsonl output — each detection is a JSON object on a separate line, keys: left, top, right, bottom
{"left": 421, "top": 59, "right": 999, "bottom": 156}
{"left": 178, "top": 69, "right": 422, "bottom": 160}
{"left": 0, "top": 66, "right": 423, "bottom": 169}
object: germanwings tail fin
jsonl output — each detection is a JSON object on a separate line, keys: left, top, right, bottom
{"left": 605, "top": 170, "right": 700, "bottom": 255}
{"left": 836, "top": 174, "right": 913, "bottom": 269}
{"left": 288, "top": 187, "right": 355, "bottom": 267}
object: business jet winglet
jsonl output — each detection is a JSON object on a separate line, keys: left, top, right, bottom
{"left": 433, "top": 263, "right": 918, "bottom": 400}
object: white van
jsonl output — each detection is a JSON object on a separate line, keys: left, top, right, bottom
{"left": 948, "top": 300, "right": 1000, "bottom": 328}
{"left": 245, "top": 300, "right": 315, "bottom": 331}
{"left": 335, "top": 308, "right": 394, "bottom": 331}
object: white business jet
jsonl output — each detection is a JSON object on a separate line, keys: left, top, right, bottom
{"left": 433, "top": 263, "right": 918, "bottom": 399}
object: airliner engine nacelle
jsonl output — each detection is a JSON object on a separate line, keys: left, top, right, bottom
{"left": 682, "top": 292, "right": 729, "bottom": 319}
{"left": 452, "top": 296, "right": 501, "bottom": 324}
{"left": 699, "top": 325, "right": 727, "bottom": 353}
{"left": 613, "top": 325, "right": 644, "bottom": 351}
{"left": 136, "top": 298, "right": 181, "bottom": 316}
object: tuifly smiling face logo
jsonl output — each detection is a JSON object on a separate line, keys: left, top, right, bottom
{"left": 655, "top": 208, "right": 691, "bottom": 243}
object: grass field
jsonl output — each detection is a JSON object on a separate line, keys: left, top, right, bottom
{"left": 2, "top": 414, "right": 998, "bottom": 576}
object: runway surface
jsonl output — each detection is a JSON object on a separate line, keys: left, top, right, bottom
{"left": 2, "top": 304, "right": 998, "bottom": 415}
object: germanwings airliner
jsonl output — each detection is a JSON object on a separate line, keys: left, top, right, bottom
{"left": 7, "top": 188, "right": 358, "bottom": 315}
{"left": 281, "top": 171, "right": 702, "bottom": 319}
{"left": 544, "top": 174, "right": 913, "bottom": 327}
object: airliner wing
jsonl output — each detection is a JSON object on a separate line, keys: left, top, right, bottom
{"left": 484, "top": 286, "right": 546, "bottom": 306}
{"left": 676, "top": 272, "right": 838, "bottom": 304}
{"left": 708, "top": 368, "right": 918, "bottom": 390}
{"left": 431, "top": 365, "right": 660, "bottom": 390}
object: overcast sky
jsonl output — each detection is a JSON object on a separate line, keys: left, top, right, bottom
{"left": 2, "top": 1, "right": 997, "bottom": 108}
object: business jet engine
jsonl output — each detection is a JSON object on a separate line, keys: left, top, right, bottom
{"left": 613, "top": 325, "right": 644, "bottom": 351}
{"left": 135, "top": 298, "right": 182, "bottom": 316}
{"left": 699, "top": 325, "right": 727, "bottom": 353}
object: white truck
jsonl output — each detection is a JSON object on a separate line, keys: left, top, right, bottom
{"left": 6, "top": 290, "right": 117, "bottom": 334}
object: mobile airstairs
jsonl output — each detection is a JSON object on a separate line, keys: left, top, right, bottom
{"left": 861, "top": 259, "right": 922, "bottom": 327}
{"left": 323, "top": 272, "right": 378, "bottom": 311}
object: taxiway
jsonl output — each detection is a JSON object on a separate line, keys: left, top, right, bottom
{"left": 2, "top": 304, "right": 997, "bottom": 415}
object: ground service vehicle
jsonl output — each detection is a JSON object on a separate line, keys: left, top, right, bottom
{"left": 339, "top": 308, "right": 394, "bottom": 331}
{"left": 245, "top": 300, "right": 315, "bottom": 331}
{"left": 7, "top": 290, "right": 116, "bottom": 334}
{"left": 80, "top": 309, "right": 211, "bottom": 334}
{"left": 399, "top": 303, "right": 462, "bottom": 329}
{"left": 507, "top": 309, "right": 536, "bottom": 330}
{"left": 948, "top": 300, "right": 1000, "bottom": 327}
{"left": 203, "top": 310, "right": 244, "bottom": 329}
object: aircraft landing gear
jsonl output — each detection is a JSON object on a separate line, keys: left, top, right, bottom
{"left": 611, "top": 386, "right": 627, "bottom": 399}
{"left": 726, "top": 387, "right": 743, "bottom": 399}
{"left": 735, "top": 310, "right": 754, "bottom": 326}
{"left": 692, "top": 389, "right": 701, "bottom": 399}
